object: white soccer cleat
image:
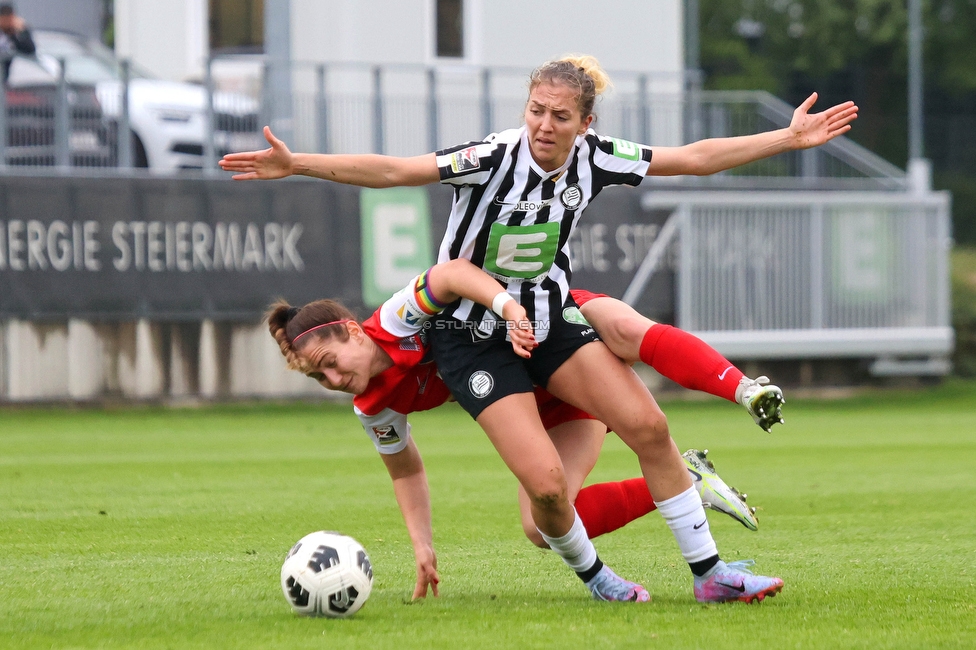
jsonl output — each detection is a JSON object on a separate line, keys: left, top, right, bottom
{"left": 694, "top": 559, "right": 783, "bottom": 603}
{"left": 683, "top": 448, "right": 759, "bottom": 531}
{"left": 735, "top": 376, "right": 785, "bottom": 433}
{"left": 585, "top": 564, "right": 650, "bottom": 602}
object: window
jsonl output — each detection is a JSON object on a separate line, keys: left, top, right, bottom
{"left": 209, "top": 0, "right": 264, "bottom": 53}
{"left": 436, "top": 0, "right": 464, "bottom": 58}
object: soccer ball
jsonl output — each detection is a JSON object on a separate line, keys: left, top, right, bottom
{"left": 280, "top": 531, "right": 374, "bottom": 618}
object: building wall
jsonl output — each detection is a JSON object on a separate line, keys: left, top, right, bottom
{"left": 10, "top": 0, "right": 104, "bottom": 41}
{"left": 113, "top": 0, "right": 683, "bottom": 81}
{"left": 114, "top": 0, "right": 208, "bottom": 82}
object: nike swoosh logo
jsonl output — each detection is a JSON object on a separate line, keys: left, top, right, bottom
{"left": 493, "top": 196, "right": 553, "bottom": 212}
{"left": 716, "top": 580, "right": 746, "bottom": 592}
{"left": 717, "top": 365, "right": 734, "bottom": 381}
{"left": 693, "top": 520, "right": 707, "bottom": 530}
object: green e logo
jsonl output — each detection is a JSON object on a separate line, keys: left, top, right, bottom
{"left": 610, "top": 137, "right": 641, "bottom": 161}
{"left": 484, "top": 221, "right": 560, "bottom": 281}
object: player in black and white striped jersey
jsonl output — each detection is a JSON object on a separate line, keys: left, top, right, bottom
{"left": 432, "top": 127, "right": 651, "bottom": 336}
{"left": 220, "top": 55, "right": 856, "bottom": 603}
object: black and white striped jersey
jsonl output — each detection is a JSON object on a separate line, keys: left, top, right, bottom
{"left": 435, "top": 125, "right": 652, "bottom": 341}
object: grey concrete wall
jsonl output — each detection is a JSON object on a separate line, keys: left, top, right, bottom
{"left": 0, "top": 318, "right": 335, "bottom": 402}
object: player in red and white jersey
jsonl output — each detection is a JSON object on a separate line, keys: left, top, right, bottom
{"left": 268, "top": 260, "right": 771, "bottom": 599}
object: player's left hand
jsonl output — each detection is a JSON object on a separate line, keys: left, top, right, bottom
{"left": 789, "top": 92, "right": 858, "bottom": 149}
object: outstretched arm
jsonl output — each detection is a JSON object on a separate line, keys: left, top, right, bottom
{"left": 380, "top": 438, "right": 440, "bottom": 599}
{"left": 647, "top": 93, "right": 858, "bottom": 176}
{"left": 218, "top": 126, "right": 440, "bottom": 187}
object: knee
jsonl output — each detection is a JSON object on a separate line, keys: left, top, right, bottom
{"left": 599, "top": 315, "right": 655, "bottom": 363}
{"left": 622, "top": 407, "right": 671, "bottom": 450}
{"left": 523, "top": 473, "right": 569, "bottom": 513}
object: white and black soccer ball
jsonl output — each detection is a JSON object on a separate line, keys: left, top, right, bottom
{"left": 280, "top": 531, "right": 374, "bottom": 618}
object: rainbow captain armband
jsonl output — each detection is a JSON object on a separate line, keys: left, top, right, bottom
{"left": 412, "top": 268, "right": 451, "bottom": 316}
{"left": 380, "top": 267, "right": 452, "bottom": 338}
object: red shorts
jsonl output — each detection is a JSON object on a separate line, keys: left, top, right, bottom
{"left": 569, "top": 288, "right": 609, "bottom": 308}
{"left": 533, "top": 289, "right": 610, "bottom": 430}
{"left": 534, "top": 387, "right": 604, "bottom": 430}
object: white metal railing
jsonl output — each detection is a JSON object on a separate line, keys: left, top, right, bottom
{"left": 626, "top": 191, "right": 953, "bottom": 369}
{"left": 249, "top": 60, "right": 906, "bottom": 190}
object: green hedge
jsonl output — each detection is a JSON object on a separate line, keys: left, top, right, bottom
{"left": 952, "top": 247, "right": 976, "bottom": 376}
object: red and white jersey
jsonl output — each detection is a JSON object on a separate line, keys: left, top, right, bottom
{"left": 353, "top": 279, "right": 452, "bottom": 455}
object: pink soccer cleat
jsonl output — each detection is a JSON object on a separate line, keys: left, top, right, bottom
{"left": 694, "top": 560, "right": 784, "bottom": 603}
{"left": 586, "top": 564, "right": 650, "bottom": 602}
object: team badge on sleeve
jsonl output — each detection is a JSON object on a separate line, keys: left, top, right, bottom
{"left": 451, "top": 147, "right": 481, "bottom": 173}
{"left": 371, "top": 426, "right": 402, "bottom": 446}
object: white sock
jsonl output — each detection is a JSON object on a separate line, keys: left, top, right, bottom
{"left": 538, "top": 510, "right": 599, "bottom": 573}
{"left": 655, "top": 486, "right": 719, "bottom": 563}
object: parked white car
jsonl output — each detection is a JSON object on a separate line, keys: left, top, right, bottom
{"left": 31, "top": 29, "right": 263, "bottom": 170}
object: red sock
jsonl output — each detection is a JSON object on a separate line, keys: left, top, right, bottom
{"left": 639, "top": 324, "right": 743, "bottom": 403}
{"left": 574, "top": 478, "right": 656, "bottom": 538}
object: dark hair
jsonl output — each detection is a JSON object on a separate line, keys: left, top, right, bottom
{"left": 266, "top": 298, "right": 357, "bottom": 373}
{"left": 528, "top": 55, "right": 612, "bottom": 122}
{"left": 0, "top": 4, "right": 15, "bottom": 17}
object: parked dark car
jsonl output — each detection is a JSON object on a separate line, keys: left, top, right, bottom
{"left": 3, "top": 54, "right": 115, "bottom": 167}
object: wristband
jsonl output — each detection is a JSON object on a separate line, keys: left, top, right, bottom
{"left": 491, "top": 292, "right": 515, "bottom": 317}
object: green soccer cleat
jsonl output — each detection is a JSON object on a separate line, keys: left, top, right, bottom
{"left": 736, "top": 376, "right": 786, "bottom": 433}
{"left": 683, "top": 448, "right": 758, "bottom": 531}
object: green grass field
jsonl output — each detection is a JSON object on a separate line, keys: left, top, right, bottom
{"left": 2, "top": 382, "right": 975, "bottom": 649}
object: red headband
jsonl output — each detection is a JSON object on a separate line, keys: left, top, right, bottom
{"left": 291, "top": 319, "right": 352, "bottom": 345}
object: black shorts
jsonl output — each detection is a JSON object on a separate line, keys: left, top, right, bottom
{"left": 429, "top": 296, "right": 601, "bottom": 419}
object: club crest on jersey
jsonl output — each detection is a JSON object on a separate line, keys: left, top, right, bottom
{"left": 451, "top": 147, "right": 480, "bottom": 173}
{"left": 468, "top": 370, "right": 494, "bottom": 398}
{"left": 560, "top": 184, "right": 583, "bottom": 211}
{"left": 372, "top": 425, "right": 402, "bottom": 446}
{"left": 399, "top": 336, "right": 422, "bottom": 352}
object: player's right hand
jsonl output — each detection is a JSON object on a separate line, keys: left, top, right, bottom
{"left": 412, "top": 544, "right": 440, "bottom": 599}
{"left": 218, "top": 126, "right": 295, "bottom": 180}
{"left": 502, "top": 302, "right": 537, "bottom": 358}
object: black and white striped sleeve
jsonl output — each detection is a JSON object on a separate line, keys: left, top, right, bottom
{"left": 435, "top": 140, "right": 501, "bottom": 186}
{"left": 589, "top": 133, "right": 653, "bottom": 189}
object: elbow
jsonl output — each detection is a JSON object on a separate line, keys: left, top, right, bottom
{"left": 685, "top": 152, "right": 712, "bottom": 176}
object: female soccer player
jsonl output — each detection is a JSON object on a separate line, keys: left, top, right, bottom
{"left": 222, "top": 54, "right": 855, "bottom": 603}
{"left": 268, "top": 259, "right": 762, "bottom": 600}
